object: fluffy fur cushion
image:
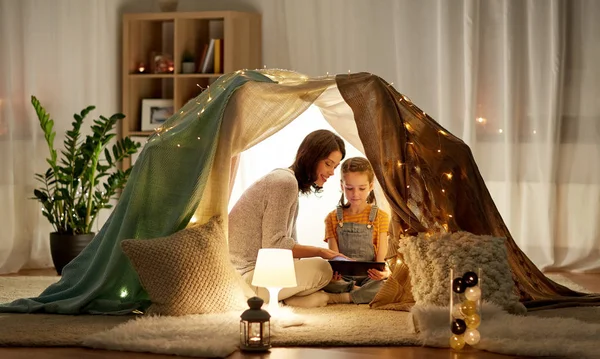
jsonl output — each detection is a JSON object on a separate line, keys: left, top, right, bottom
{"left": 121, "top": 215, "right": 253, "bottom": 316}
{"left": 399, "top": 231, "right": 526, "bottom": 314}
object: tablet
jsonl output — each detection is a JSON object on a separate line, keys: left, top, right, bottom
{"left": 328, "top": 260, "right": 386, "bottom": 277}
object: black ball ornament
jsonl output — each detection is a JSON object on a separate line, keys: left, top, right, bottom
{"left": 451, "top": 319, "right": 467, "bottom": 335}
{"left": 463, "top": 271, "right": 479, "bottom": 287}
{"left": 452, "top": 277, "right": 466, "bottom": 293}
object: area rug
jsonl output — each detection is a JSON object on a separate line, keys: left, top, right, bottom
{"left": 0, "top": 274, "right": 598, "bottom": 358}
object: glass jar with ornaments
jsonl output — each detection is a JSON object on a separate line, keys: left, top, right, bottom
{"left": 449, "top": 268, "right": 482, "bottom": 350}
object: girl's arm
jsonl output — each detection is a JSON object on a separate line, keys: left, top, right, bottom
{"left": 367, "top": 212, "right": 391, "bottom": 281}
{"left": 375, "top": 232, "right": 388, "bottom": 262}
{"left": 328, "top": 237, "right": 340, "bottom": 252}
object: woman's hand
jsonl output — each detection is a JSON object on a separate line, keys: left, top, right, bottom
{"left": 367, "top": 266, "right": 391, "bottom": 281}
{"left": 331, "top": 271, "right": 342, "bottom": 282}
{"left": 319, "top": 248, "right": 350, "bottom": 260}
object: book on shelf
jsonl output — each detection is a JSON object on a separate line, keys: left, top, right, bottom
{"left": 214, "top": 39, "right": 223, "bottom": 73}
{"left": 200, "top": 38, "right": 224, "bottom": 74}
{"left": 198, "top": 44, "right": 209, "bottom": 73}
{"left": 201, "top": 39, "right": 215, "bottom": 73}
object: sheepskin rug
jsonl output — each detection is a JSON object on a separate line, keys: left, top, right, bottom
{"left": 411, "top": 302, "right": 600, "bottom": 359}
{"left": 1, "top": 274, "right": 598, "bottom": 358}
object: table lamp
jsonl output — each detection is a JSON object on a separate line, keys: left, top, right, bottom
{"left": 251, "top": 248, "right": 297, "bottom": 314}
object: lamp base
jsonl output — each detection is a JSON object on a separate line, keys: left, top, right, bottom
{"left": 266, "top": 287, "right": 282, "bottom": 315}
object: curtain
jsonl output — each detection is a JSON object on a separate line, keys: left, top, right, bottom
{"left": 2, "top": 0, "right": 599, "bottom": 273}
{"left": 241, "top": 0, "right": 599, "bottom": 272}
{"left": 0, "top": 0, "right": 124, "bottom": 273}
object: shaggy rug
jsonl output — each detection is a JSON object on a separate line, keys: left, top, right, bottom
{"left": 0, "top": 274, "right": 598, "bottom": 358}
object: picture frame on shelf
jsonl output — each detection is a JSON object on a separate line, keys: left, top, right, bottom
{"left": 141, "top": 99, "right": 174, "bottom": 131}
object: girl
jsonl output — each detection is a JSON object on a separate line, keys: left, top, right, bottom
{"left": 229, "top": 129, "right": 348, "bottom": 308}
{"left": 323, "top": 157, "right": 390, "bottom": 304}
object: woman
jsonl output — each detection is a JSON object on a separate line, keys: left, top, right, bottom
{"left": 229, "top": 129, "right": 346, "bottom": 308}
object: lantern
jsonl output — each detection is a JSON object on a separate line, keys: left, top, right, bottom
{"left": 240, "top": 296, "right": 271, "bottom": 352}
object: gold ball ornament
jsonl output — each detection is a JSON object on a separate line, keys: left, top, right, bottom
{"left": 449, "top": 334, "right": 466, "bottom": 350}
{"left": 464, "top": 328, "right": 481, "bottom": 345}
{"left": 465, "top": 313, "right": 481, "bottom": 329}
{"left": 460, "top": 300, "right": 478, "bottom": 316}
{"left": 465, "top": 286, "right": 482, "bottom": 301}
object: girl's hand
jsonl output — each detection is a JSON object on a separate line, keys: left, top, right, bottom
{"left": 331, "top": 271, "right": 342, "bottom": 282}
{"left": 367, "top": 266, "right": 390, "bottom": 281}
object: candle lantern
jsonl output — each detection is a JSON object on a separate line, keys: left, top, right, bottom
{"left": 240, "top": 296, "right": 271, "bottom": 352}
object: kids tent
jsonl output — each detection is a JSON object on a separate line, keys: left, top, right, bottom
{"left": 1, "top": 69, "right": 595, "bottom": 314}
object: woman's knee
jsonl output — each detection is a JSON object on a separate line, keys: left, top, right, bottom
{"left": 314, "top": 258, "right": 333, "bottom": 287}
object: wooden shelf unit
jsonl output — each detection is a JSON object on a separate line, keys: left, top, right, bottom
{"left": 121, "top": 11, "right": 262, "bottom": 169}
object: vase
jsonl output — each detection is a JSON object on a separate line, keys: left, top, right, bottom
{"left": 50, "top": 232, "right": 95, "bottom": 275}
{"left": 157, "top": 0, "right": 178, "bottom": 12}
{"left": 182, "top": 62, "right": 196, "bottom": 74}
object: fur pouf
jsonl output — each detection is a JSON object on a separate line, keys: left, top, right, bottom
{"left": 411, "top": 302, "right": 600, "bottom": 358}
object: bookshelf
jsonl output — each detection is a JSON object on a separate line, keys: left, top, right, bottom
{"left": 121, "top": 11, "right": 262, "bottom": 169}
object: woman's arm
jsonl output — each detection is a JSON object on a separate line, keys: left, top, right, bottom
{"left": 260, "top": 172, "right": 300, "bottom": 250}
{"left": 292, "top": 243, "right": 344, "bottom": 259}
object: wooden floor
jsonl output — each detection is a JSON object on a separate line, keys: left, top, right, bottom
{"left": 1, "top": 268, "right": 598, "bottom": 359}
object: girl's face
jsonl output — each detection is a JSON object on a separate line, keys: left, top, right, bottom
{"left": 314, "top": 150, "right": 343, "bottom": 187}
{"left": 341, "top": 171, "right": 373, "bottom": 206}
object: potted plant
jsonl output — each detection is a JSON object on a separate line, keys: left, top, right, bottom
{"left": 181, "top": 50, "right": 196, "bottom": 74}
{"left": 31, "top": 96, "right": 141, "bottom": 274}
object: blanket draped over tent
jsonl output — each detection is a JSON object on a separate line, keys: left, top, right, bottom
{"left": 1, "top": 69, "right": 597, "bottom": 314}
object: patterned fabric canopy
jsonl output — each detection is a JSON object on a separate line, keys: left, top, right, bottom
{"left": 0, "top": 69, "right": 596, "bottom": 314}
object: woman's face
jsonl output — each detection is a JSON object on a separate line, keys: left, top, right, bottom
{"left": 314, "top": 150, "right": 343, "bottom": 187}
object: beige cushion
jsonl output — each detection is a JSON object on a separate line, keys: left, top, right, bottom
{"left": 121, "top": 215, "right": 254, "bottom": 316}
{"left": 398, "top": 231, "right": 526, "bottom": 314}
{"left": 369, "top": 255, "right": 415, "bottom": 311}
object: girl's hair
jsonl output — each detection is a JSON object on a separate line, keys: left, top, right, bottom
{"left": 290, "top": 129, "right": 346, "bottom": 194}
{"left": 339, "top": 157, "right": 377, "bottom": 208}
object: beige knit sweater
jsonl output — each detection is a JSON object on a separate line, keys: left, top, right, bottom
{"left": 228, "top": 168, "right": 299, "bottom": 275}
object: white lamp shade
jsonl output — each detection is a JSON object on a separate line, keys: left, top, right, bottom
{"left": 251, "top": 248, "right": 297, "bottom": 288}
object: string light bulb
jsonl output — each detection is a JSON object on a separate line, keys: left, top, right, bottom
{"left": 476, "top": 117, "right": 487, "bottom": 124}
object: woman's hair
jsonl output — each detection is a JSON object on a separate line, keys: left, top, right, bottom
{"left": 338, "top": 157, "right": 377, "bottom": 208}
{"left": 290, "top": 129, "right": 346, "bottom": 194}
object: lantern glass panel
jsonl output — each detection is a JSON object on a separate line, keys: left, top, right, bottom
{"left": 262, "top": 322, "right": 270, "bottom": 345}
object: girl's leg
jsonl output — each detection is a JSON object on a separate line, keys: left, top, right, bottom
{"left": 350, "top": 278, "right": 384, "bottom": 304}
{"left": 322, "top": 275, "right": 354, "bottom": 293}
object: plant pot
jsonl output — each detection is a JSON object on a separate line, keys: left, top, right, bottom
{"left": 50, "top": 232, "right": 95, "bottom": 275}
{"left": 182, "top": 62, "right": 196, "bottom": 74}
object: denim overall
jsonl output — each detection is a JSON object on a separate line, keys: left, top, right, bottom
{"left": 323, "top": 205, "right": 384, "bottom": 304}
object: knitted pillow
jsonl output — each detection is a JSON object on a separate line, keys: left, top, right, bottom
{"left": 399, "top": 231, "right": 526, "bottom": 314}
{"left": 121, "top": 215, "right": 254, "bottom": 316}
{"left": 369, "top": 255, "right": 415, "bottom": 311}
